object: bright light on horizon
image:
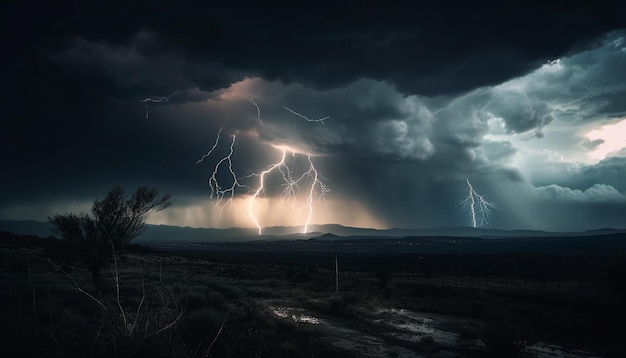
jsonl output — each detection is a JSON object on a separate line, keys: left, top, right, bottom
{"left": 585, "top": 118, "right": 626, "bottom": 160}
{"left": 146, "top": 195, "right": 387, "bottom": 231}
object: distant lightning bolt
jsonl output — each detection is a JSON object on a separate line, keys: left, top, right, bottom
{"left": 206, "top": 134, "right": 247, "bottom": 206}
{"left": 247, "top": 148, "right": 287, "bottom": 235}
{"left": 460, "top": 178, "right": 496, "bottom": 228}
{"left": 302, "top": 155, "right": 330, "bottom": 233}
{"left": 196, "top": 97, "right": 330, "bottom": 235}
{"left": 133, "top": 84, "right": 330, "bottom": 235}
{"left": 245, "top": 148, "right": 329, "bottom": 235}
{"left": 140, "top": 91, "right": 180, "bottom": 119}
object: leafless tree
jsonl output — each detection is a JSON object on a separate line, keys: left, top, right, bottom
{"left": 49, "top": 186, "right": 170, "bottom": 282}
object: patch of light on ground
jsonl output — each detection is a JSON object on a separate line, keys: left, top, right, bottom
{"left": 269, "top": 306, "right": 320, "bottom": 325}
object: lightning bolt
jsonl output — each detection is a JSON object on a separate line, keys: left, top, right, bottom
{"left": 248, "top": 96, "right": 328, "bottom": 124}
{"left": 282, "top": 106, "right": 329, "bottom": 123}
{"left": 248, "top": 97, "right": 264, "bottom": 124}
{"left": 140, "top": 91, "right": 180, "bottom": 119}
{"left": 245, "top": 147, "right": 330, "bottom": 235}
{"left": 206, "top": 134, "right": 249, "bottom": 209}
{"left": 460, "top": 178, "right": 496, "bottom": 228}
{"left": 302, "top": 155, "right": 330, "bottom": 233}
{"left": 196, "top": 124, "right": 225, "bottom": 164}
{"left": 197, "top": 98, "right": 330, "bottom": 235}
{"left": 247, "top": 148, "right": 287, "bottom": 235}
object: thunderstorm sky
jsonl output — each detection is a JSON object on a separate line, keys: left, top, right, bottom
{"left": 2, "top": 1, "right": 626, "bottom": 232}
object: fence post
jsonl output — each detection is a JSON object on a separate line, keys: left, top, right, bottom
{"left": 335, "top": 252, "right": 339, "bottom": 294}
{"left": 579, "top": 277, "right": 583, "bottom": 305}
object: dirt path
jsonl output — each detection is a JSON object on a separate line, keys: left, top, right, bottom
{"left": 266, "top": 301, "right": 602, "bottom": 358}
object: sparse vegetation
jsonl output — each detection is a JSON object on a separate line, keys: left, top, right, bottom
{"left": 480, "top": 321, "right": 531, "bottom": 357}
{"left": 419, "top": 335, "right": 434, "bottom": 344}
{"left": 326, "top": 296, "right": 348, "bottom": 315}
{"left": 0, "top": 232, "right": 353, "bottom": 357}
{"left": 2, "top": 230, "right": 625, "bottom": 357}
{"left": 49, "top": 186, "right": 170, "bottom": 282}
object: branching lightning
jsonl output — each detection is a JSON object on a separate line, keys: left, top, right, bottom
{"left": 198, "top": 99, "right": 330, "bottom": 235}
{"left": 206, "top": 134, "right": 249, "bottom": 209}
{"left": 460, "top": 178, "right": 496, "bottom": 228}
{"left": 302, "top": 155, "right": 330, "bottom": 233}
{"left": 247, "top": 148, "right": 287, "bottom": 235}
{"left": 243, "top": 147, "right": 330, "bottom": 235}
{"left": 140, "top": 91, "right": 180, "bottom": 119}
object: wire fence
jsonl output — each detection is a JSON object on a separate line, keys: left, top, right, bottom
{"left": 214, "top": 262, "right": 595, "bottom": 303}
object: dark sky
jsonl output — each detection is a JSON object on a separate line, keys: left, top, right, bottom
{"left": 2, "top": 0, "right": 626, "bottom": 232}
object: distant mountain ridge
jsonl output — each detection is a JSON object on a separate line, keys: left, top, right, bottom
{"left": 0, "top": 220, "right": 55, "bottom": 238}
{"left": 1, "top": 219, "right": 625, "bottom": 243}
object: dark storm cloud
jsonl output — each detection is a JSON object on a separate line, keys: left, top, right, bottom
{"left": 232, "top": 79, "right": 530, "bottom": 228}
{"left": 6, "top": 0, "right": 626, "bottom": 98}
{"left": 517, "top": 140, "right": 626, "bottom": 194}
{"left": 576, "top": 157, "right": 626, "bottom": 193}
{"left": 588, "top": 90, "right": 626, "bottom": 118}
{"left": 254, "top": 79, "right": 508, "bottom": 179}
{"left": 484, "top": 91, "right": 554, "bottom": 135}
{"left": 535, "top": 183, "right": 625, "bottom": 202}
{"left": 281, "top": 80, "right": 435, "bottom": 161}
{"left": 480, "top": 141, "right": 517, "bottom": 163}
{"left": 446, "top": 30, "right": 626, "bottom": 142}
{"left": 2, "top": 1, "right": 626, "bottom": 231}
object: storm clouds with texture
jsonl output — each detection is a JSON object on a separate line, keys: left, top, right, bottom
{"left": 2, "top": 1, "right": 626, "bottom": 231}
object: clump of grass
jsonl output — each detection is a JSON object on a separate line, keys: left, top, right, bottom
{"left": 420, "top": 335, "right": 434, "bottom": 344}
{"left": 276, "top": 340, "right": 300, "bottom": 355}
{"left": 206, "top": 290, "right": 226, "bottom": 307}
{"left": 480, "top": 321, "right": 531, "bottom": 357}
{"left": 207, "top": 282, "right": 241, "bottom": 300}
{"left": 181, "top": 308, "right": 223, "bottom": 343}
{"left": 457, "top": 323, "right": 480, "bottom": 339}
{"left": 326, "top": 296, "right": 348, "bottom": 315}
{"left": 246, "top": 286, "right": 277, "bottom": 298}
{"left": 177, "top": 288, "right": 225, "bottom": 312}
{"left": 272, "top": 315, "right": 299, "bottom": 331}
{"left": 15, "top": 248, "right": 188, "bottom": 358}
{"left": 179, "top": 291, "right": 206, "bottom": 311}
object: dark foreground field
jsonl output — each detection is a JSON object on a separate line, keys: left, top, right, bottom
{"left": 1, "top": 231, "right": 625, "bottom": 357}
